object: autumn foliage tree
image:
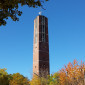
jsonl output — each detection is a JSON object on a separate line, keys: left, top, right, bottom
{"left": 0, "top": 68, "right": 9, "bottom": 85}
{"left": 30, "top": 75, "right": 49, "bottom": 85}
{"left": 0, "top": 68, "right": 29, "bottom": 85}
{"left": 30, "top": 75, "right": 41, "bottom": 85}
{"left": 9, "top": 73, "right": 29, "bottom": 85}
{"left": 59, "top": 60, "right": 85, "bottom": 85}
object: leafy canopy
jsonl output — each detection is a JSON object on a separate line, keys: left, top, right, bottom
{"left": 0, "top": 68, "right": 29, "bottom": 85}
{"left": 0, "top": 0, "right": 48, "bottom": 26}
{"left": 0, "top": 68, "right": 11, "bottom": 85}
{"left": 59, "top": 60, "right": 85, "bottom": 85}
{"left": 9, "top": 73, "right": 29, "bottom": 85}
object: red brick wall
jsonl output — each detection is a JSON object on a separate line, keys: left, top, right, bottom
{"left": 33, "top": 15, "right": 50, "bottom": 77}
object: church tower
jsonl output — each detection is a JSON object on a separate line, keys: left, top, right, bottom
{"left": 33, "top": 15, "right": 49, "bottom": 77}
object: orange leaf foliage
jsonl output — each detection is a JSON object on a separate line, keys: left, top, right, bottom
{"left": 59, "top": 60, "right": 85, "bottom": 85}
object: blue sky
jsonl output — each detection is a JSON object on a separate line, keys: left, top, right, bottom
{"left": 0, "top": 0, "right": 85, "bottom": 79}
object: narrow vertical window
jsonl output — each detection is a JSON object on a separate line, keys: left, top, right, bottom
{"left": 41, "top": 16, "right": 45, "bottom": 42}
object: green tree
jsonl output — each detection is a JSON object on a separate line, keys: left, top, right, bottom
{"left": 48, "top": 73, "right": 60, "bottom": 85}
{"left": 0, "top": 0, "right": 48, "bottom": 26}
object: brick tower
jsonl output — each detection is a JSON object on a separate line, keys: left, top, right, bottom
{"left": 33, "top": 15, "right": 49, "bottom": 77}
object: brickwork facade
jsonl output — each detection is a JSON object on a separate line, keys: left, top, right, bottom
{"left": 33, "top": 15, "right": 49, "bottom": 77}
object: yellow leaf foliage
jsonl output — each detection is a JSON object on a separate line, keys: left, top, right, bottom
{"left": 9, "top": 73, "right": 29, "bottom": 85}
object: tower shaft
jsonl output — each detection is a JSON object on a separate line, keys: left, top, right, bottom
{"left": 33, "top": 15, "right": 49, "bottom": 77}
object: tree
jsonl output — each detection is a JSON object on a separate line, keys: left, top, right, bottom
{"left": 0, "top": 68, "right": 29, "bottom": 85}
{"left": 59, "top": 60, "right": 85, "bottom": 85}
{"left": 9, "top": 73, "right": 29, "bottom": 85}
{"left": 48, "top": 73, "right": 60, "bottom": 85}
{"left": 0, "top": 68, "right": 11, "bottom": 85}
{"left": 30, "top": 75, "right": 41, "bottom": 85}
{"left": 30, "top": 73, "right": 60, "bottom": 85}
{"left": 0, "top": 0, "right": 48, "bottom": 26}
{"left": 30, "top": 74, "right": 49, "bottom": 85}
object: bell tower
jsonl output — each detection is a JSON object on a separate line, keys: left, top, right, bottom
{"left": 33, "top": 15, "right": 49, "bottom": 77}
